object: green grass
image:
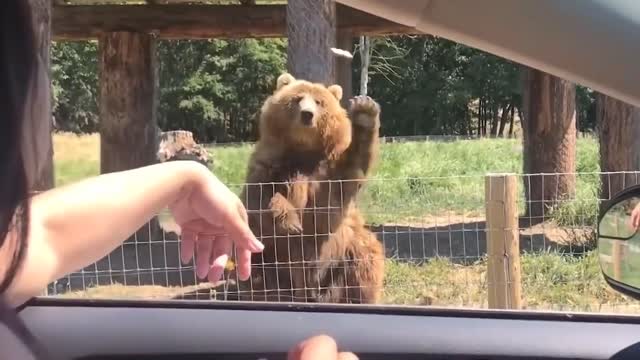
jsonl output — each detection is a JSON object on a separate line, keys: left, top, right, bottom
{"left": 54, "top": 134, "right": 602, "bottom": 224}
{"left": 55, "top": 134, "right": 602, "bottom": 225}
{"left": 53, "top": 132, "right": 100, "bottom": 187}
{"left": 357, "top": 139, "right": 523, "bottom": 224}
{"left": 383, "top": 251, "right": 632, "bottom": 311}
{"left": 52, "top": 132, "right": 640, "bottom": 312}
{"left": 207, "top": 137, "right": 603, "bottom": 225}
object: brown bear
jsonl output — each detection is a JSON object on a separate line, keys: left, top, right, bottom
{"left": 226, "top": 72, "right": 385, "bottom": 304}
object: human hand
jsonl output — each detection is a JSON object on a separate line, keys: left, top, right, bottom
{"left": 168, "top": 165, "right": 263, "bottom": 283}
{"left": 287, "top": 335, "right": 358, "bottom": 360}
{"left": 631, "top": 203, "right": 640, "bottom": 230}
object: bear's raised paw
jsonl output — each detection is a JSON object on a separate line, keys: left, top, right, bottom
{"left": 349, "top": 95, "right": 380, "bottom": 129}
{"left": 269, "top": 194, "right": 304, "bottom": 235}
{"left": 276, "top": 212, "right": 303, "bottom": 234}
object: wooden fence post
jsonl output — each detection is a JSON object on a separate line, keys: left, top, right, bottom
{"left": 612, "top": 241, "right": 623, "bottom": 281}
{"left": 485, "top": 173, "right": 523, "bottom": 310}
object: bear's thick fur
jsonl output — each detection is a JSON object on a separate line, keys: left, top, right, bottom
{"left": 229, "top": 73, "right": 384, "bottom": 304}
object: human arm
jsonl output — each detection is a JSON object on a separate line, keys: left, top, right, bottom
{"left": 631, "top": 202, "right": 640, "bottom": 229}
{"left": 1, "top": 160, "right": 263, "bottom": 307}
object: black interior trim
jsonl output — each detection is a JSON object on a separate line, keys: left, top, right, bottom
{"left": 603, "top": 276, "right": 640, "bottom": 301}
{"left": 24, "top": 296, "right": 640, "bottom": 325}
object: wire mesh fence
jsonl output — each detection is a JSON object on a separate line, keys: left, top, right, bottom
{"left": 203, "top": 132, "right": 596, "bottom": 148}
{"left": 41, "top": 171, "right": 640, "bottom": 314}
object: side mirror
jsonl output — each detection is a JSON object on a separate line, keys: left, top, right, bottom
{"left": 597, "top": 185, "right": 640, "bottom": 300}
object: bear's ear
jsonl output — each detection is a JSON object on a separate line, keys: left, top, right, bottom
{"left": 276, "top": 73, "right": 296, "bottom": 90}
{"left": 327, "top": 85, "right": 343, "bottom": 101}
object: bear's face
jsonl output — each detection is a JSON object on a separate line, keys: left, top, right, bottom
{"left": 259, "top": 73, "right": 352, "bottom": 159}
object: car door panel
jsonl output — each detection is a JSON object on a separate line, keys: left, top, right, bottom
{"left": 17, "top": 298, "right": 640, "bottom": 360}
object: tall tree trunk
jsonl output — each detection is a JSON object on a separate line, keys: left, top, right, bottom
{"left": 489, "top": 105, "right": 499, "bottom": 137}
{"left": 336, "top": 31, "right": 354, "bottom": 108}
{"left": 482, "top": 101, "right": 488, "bottom": 136}
{"left": 358, "top": 35, "right": 371, "bottom": 95}
{"left": 99, "top": 32, "right": 159, "bottom": 174}
{"left": 476, "top": 98, "right": 482, "bottom": 136}
{"left": 92, "top": 32, "right": 181, "bottom": 290}
{"left": 521, "top": 67, "right": 577, "bottom": 221}
{"left": 498, "top": 103, "right": 512, "bottom": 137}
{"left": 29, "top": 0, "right": 55, "bottom": 191}
{"left": 508, "top": 106, "right": 516, "bottom": 138}
{"left": 597, "top": 94, "right": 640, "bottom": 203}
{"left": 479, "top": 98, "right": 485, "bottom": 136}
{"left": 286, "top": 0, "right": 336, "bottom": 84}
{"left": 513, "top": 107, "right": 523, "bottom": 138}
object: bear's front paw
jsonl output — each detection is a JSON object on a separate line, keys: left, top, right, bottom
{"left": 349, "top": 95, "right": 381, "bottom": 129}
{"left": 275, "top": 211, "right": 303, "bottom": 234}
{"left": 269, "top": 194, "right": 304, "bottom": 234}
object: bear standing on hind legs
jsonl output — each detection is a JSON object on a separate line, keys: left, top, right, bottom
{"left": 228, "top": 73, "right": 385, "bottom": 304}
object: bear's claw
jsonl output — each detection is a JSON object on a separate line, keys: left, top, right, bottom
{"left": 286, "top": 221, "right": 303, "bottom": 234}
{"left": 275, "top": 211, "right": 303, "bottom": 235}
{"left": 269, "top": 193, "right": 304, "bottom": 235}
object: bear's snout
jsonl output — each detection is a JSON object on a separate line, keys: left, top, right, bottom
{"left": 300, "top": 110, "right": 314, "bottom": 126}
{"left": 297, "top": 95, "right": 317, "bottom": 127}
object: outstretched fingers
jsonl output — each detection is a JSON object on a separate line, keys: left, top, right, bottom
{"left": 196, "top": 237, "right": 213, "bottom": 279}
{"left": 235, "top": 247, "right": 252, "bottom": 281}
{"left": 221, "top": 199, "right": 264, "bottom": 253}
{"left": 287, "top": 335, "right": 358, "bottom": 360}
{"left": 180, "top": 230, "right": 197, "bottom": 265}
{"left": 632, "top": 210, "right": 640, "bottom": 229}
{"left": 208, "top": 235, "right": 231, "bottom": 283}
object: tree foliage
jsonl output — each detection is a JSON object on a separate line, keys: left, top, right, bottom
{"left": 156, "top": 38, "right": 286, "bottom": 142}
{"left": 51, "top": 35, "right": 596, "bottom": 142}
{"left": 52, "top": 40, "right": 99, "bottom": 133}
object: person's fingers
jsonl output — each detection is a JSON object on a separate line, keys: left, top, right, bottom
{"left": 196, "top": 237, "right": 213, "bottom": 279}
{"left": 288, "top": 335, "right": 339, "bottom": 360}
{"left": 235, "top": 247, "right": 252, "bottom": 281}
{"left": 196, "top": 181, "right": 263, "bottom": 253}
{"left": 208, "top": 235, "right": 232, "bottom": 283}
{"left": 337, "top": 352, "right": 359, "bottom": 360}
{"left": 180, "top": 219, "right": 210, "bottom": 233}
{"left": 180, "top": 230, "right": 197, "bottom": 265}
{"left": 237, "top": 199, "right": 249, "bottom": 224}
{"left": 287, "top": 342, "right": 302, "bottom": 360}
{"left": 221, "top": 199, "right": 263, "bottom": 253}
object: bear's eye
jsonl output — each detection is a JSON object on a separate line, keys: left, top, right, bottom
{"left": 315, "top": 99, "right": 321, "bottom": 105}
